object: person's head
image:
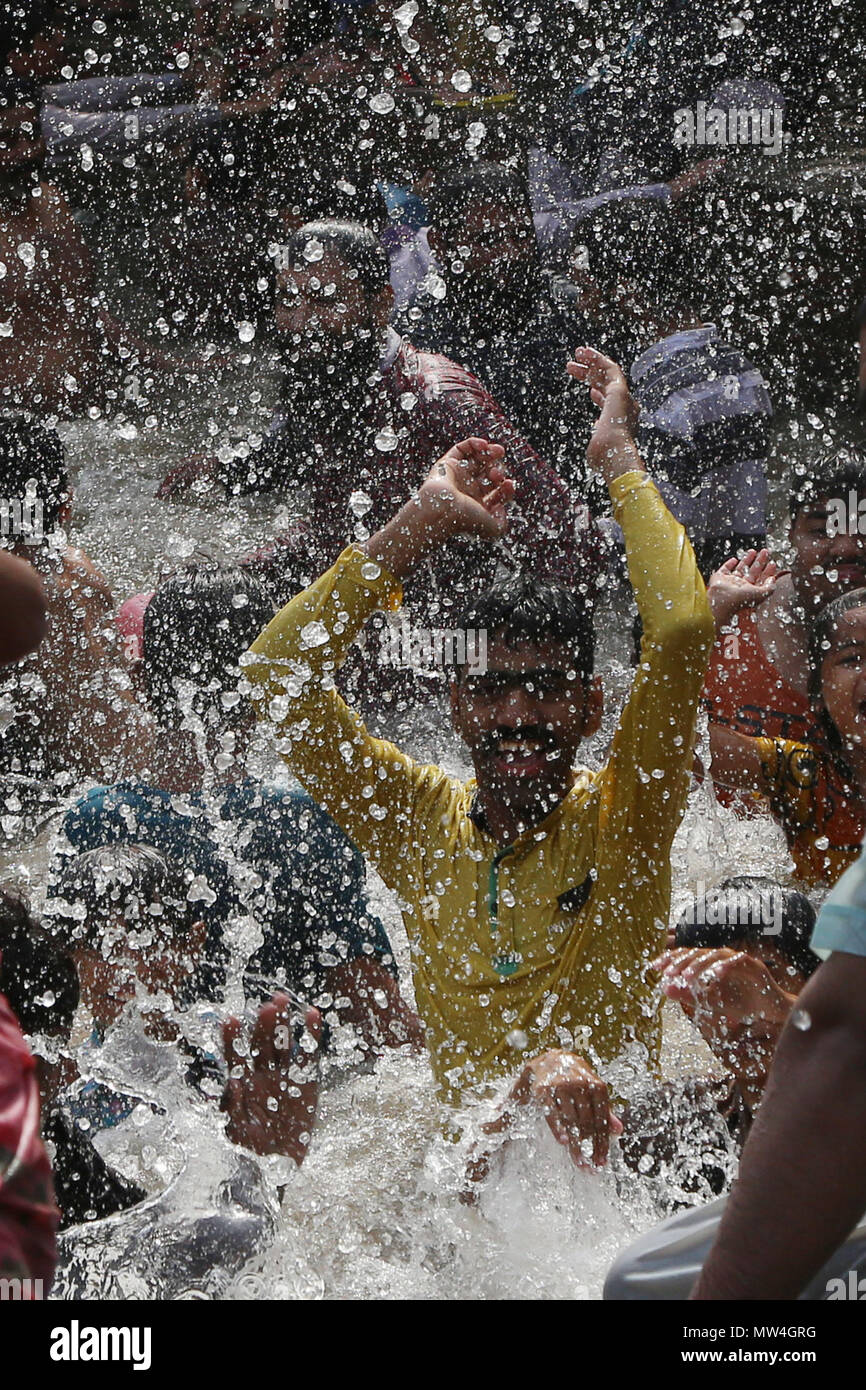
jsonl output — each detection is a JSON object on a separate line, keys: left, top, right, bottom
{"left": 574, "top": 197, "right": 695, "bottom": 325}
{"left": 426, "top": 162, "right": 540, "bottom": 303}
{"left": 674, "top": 877, "right": 819, "bottom": 993}
{"left": 0, "top": 415, "right": 70, "bottom": 550}
{"left": 275, "top": 220, "right": 393, "bottom": 396}
{"left": 0, "top": 887, "right": 78, "bottom": 1037}
{"left": 788, "top": 450, "right": 866, "bottom": 612}
{"left": 448, "top": 574, "right": 601, "bottom": 822}
{"left": 142, "top": 562, "right": 274, "bottom": 734}
{"left": 807, "top": 586, "right": 866, "bottom": 772}
{"left": 47, "top": 845, "right": 207, "bottom": 1039}
{"left": 0, "top": 78, "right": 46, "bottom": 210}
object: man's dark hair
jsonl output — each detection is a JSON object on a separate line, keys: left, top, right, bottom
{"left": 286, "top": 221, "right": 391, "bottom": 297}
{"left": 47, "top": 844, "right": 196, "bottom": 951}
{"left": 142, "top": 562, "right": 274, "bottom": 725}
{"left": 788, "top": 448, "right": 866, "bottom": 523}
{"left": 452, "top": 572, "right": 595, "bottom": 684}
{"left": 0, "top": 415, "right": 69, "bottom": 538}
{"left": 0, "top": 887, "right": 79, "bottom": 1035}
{"left": 674, "top": 876, "right": 819, "bottom": 981}
{"left": 426, "top": 161, "right": 532, "bottom": 243}
{"left": 577, "top": 197, "right": 695, "bottom": 314}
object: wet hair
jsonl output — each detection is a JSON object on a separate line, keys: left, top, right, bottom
{"left": 452, "top": 573, "right": 595, "bottom": 684}
{"left": 674, "top": 876, "right": 819, "bottom": 981}
{"left": 0, "top": 887, "right": 79, "bottom": 1035}
{"left": 426, "top": 162, "right": 533, "bottom": 243}
{"left": 0, "top": 415, "right": 69, "bottom": 539}
{"left": 805, "top": 586, "right": 866, "bottom": 776}
{"left": 788, "top": 448, "right": 866, "bottom": 524}
{"left": 577, "top": 197, "right": 694, "bottom": 313}
{"left": 286, "top": 221, "right": 391, "bottom": 297}
{"left": 142, "top": 562, "right": 274, "bottom": 726}
{"left": 47, "top": 844, "right": 196, "bottom": 952}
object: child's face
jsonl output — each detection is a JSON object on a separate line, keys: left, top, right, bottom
{"left": 820, "top": 607, "right": 866, "bottom": 754}
{"left": 72, "top": 912, "right": 204, "bottom": 1042}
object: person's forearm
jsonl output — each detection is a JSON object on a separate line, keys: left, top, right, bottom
{"left": 366, "top": 497, "right": 454, "bottom": 581}
{"left": 694, "top": 958, "right": 866, "bottom": 1299}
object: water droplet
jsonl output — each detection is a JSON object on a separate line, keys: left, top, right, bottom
{"left": 394, "top": 1, "right": 419, "bottom": 27}
{"left": 360, "top": 561, "right": 381, "bottom": 582}
{"left": 300, "top": 620, "right": 330, "bottom": 649}
{"left": 791, "top": 1007, "right": 812, "bottom": 1032}
{"left": 0, "top": 263, "right": 6, "bottom": 279}
{"left": 374, "top": 426, "right": 398, "bottom": 452}
{"left": 484, "top": 25, "right": 502, "bottom": 42}
{"left": 302, "top": 238, "right": 324, "bottom": 263}
{"left": 176, "top": 51, "right": 190, "bottom": 69}
{"left": 369, "top": 92, "right": 396, "bottom": 115}
{"left": 237, "top": 321, "right": 256, "bottom": 342}
{"left": 729, "top": 16, "right": 745, "bottom": 34}
{"left": 506, "top": 1028, "right": 528, "bottom": 1050}
{"left": 17, "top": 243, "right": 36, "bottom": 270}
{"left": 451, "top": 70, "right": 472, "bottom": 93}
{"left": 349, "top": 489, "right": 373, "bottom": 517}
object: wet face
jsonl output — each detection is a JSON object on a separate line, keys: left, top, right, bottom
{"left": 789, "top": 498, "right": 866, "bottom": 612}
{"left": 73, "top": 914, "right": 205, "bottom": 1042}
{"left": 275, "top": 247, "right": 390, "bottom": 362}
{"left": 818, "top": 606, "right": 866, "bottom": 755}
{"left": 0, "top": 106, "right": 47, "bottom": 207}
{"left": 449, "top": 638, "right": 602, "bottom": 824}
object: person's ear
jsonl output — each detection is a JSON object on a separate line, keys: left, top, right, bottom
{"left": 581, "top": 676, "right": 603, "bottom": 738}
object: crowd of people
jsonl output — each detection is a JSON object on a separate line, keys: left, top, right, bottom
{"left": 0, "top": 0, "right": 865, "bottom": 1302}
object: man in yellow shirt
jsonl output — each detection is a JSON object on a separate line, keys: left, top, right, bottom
{"left": 245, "top": 348, "right": 714, "bottom": 1170}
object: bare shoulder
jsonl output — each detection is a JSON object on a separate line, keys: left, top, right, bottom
{"left": 49, "top": 547, "right": 114, "bottom": 609}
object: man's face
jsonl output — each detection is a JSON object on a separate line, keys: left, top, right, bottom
{"left": 444, "top": 198, "right": 539, "bottom": 290}
{"left": 449, "top": 637, "right": 602, "bottom": 823}
{"left": 789, "top": 497, "right": 866, "bottom": 612}
{"left": 275, "top": 247, "right": 387, "bottom": 359}
{"left": 0, "top": 106, "right": 47, "bottom": 208}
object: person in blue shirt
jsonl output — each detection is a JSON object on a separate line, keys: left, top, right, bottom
{"left": 55, "top": 560, "right": 421, "bottom": 1056}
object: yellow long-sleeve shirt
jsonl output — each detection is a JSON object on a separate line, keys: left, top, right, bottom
{"left": 245, "top": 471, "right": 714, "bottom": 1106}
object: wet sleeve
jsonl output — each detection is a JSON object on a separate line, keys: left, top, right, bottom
{"left": 594, "top": 472, "right": 715, "bottom": 907}
{"left": 244, "top": 546, "right": 438, "bottom": 897}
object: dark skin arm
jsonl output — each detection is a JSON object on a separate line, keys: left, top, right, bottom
{"left": 693, "top": 951, "right": 866, "bottom": 1299}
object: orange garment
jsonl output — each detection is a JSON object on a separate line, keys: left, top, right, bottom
{"left": 754, "top": 738, "right": 866, "bottom": 888}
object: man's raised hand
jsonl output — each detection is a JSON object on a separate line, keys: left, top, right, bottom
{"left": 567, "top": 347, "right": 643, "bottom": 483}
{"left": 417, "top": 437, "right": 513, "bottom": 540}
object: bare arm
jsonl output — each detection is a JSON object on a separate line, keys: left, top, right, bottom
{"left": 708, "top": 722, "right": 769, "bottom": 793}
{"left": 694, "top": 952, "right": 866, "bottom": 1299}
